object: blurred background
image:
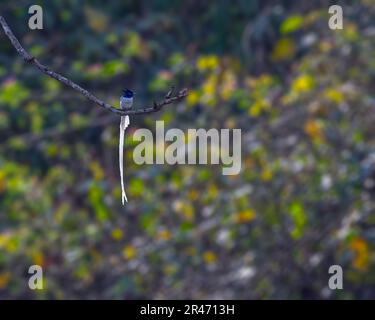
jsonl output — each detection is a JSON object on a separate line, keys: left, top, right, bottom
{"left": 0, "top": 0, "right": 374, "bottom": 299}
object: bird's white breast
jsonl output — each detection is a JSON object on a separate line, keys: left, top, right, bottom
{"left": 120, "top": 97, "right": 133, "bottom": 110}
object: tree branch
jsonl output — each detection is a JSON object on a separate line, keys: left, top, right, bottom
{"left": 0, "top": 15, "right": 188, "bottom": 116}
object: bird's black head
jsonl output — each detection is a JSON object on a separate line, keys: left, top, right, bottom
{"left": 122, "top": 88, "right": 134, "bottom": 98}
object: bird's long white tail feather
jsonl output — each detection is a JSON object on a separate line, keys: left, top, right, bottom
{"left": 119, "top": 115, "right": 130, "bottom": 205}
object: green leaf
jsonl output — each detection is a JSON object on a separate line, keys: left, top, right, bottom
{"left": 280, "top": 15, "right": 303, "bottom": 34}
{"left": 129, "top": 179, "right": 144, "bottom": 197}
{"left": 289, "top": 201, "right": 307, "bottom": 239}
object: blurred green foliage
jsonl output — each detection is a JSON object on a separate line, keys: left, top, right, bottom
{"left": 0, "top": 0, "right": 374, "bottom": 299}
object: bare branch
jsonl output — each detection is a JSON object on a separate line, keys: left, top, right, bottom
{"left": 0, "top": 15, "right": 188, "bottom": 116}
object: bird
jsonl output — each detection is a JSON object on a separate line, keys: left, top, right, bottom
{"left": 120, "top": 88, "right": 134, "bottom": 111}
{"left": 119, "top": 88, "right": 134, "bottom": 205}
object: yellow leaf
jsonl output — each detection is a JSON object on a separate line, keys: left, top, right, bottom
{"left": 0, "top": 272, "right": 11, "bottom": 289}
{"left": 304, "top": 119, "right": 324, "bottom": 142}
{"left": 187, "top": 90, "right": 200, "bottom": 106}
{"left": 292, "top": 74, "right": 315, "bottom": 93}
{"left": 236, "top": 209, "right": 256, "bottom": 223}
{"left": 0, "top": 233, "right": 10, "bottom": 248}
{"left": 89, "top": 161, "right": 104, "bottom": 180}
{"left": 220, "top": 70, "right": 237, "bottom": 100}
{"left": 319, "top": 41, "right": 332, "bottom": 53}
{"left": 324, "top": 88, "right": 344, "bottom": 104}
{"left": 157, "top": 230, "right": 172, "bottom": 241}
{"left": 350, "top": 237, "right": 369, "bottom": 271}
{"left": 261, "top": 167, "right": 273, "bottom": 181}
{"left": 111, "top": 228, "right": 123, "bottom": 241}
{"left": 32, "top": 252, "right": 44, "bottom": 267}
{"left": 163, "top": 264, "right": 177, "bottom": 276}
{"left": 344, "top": 23, "right": 358, "bottom": 41}
{"left": 207, "top": 184, "right": 218, "bottom": 199}
{"left": 122, "top": 245, "right": 136, "bottom": 260}
{"left": 271, "top": 38, "right": 296, "bottom": 61}
{"left": 203, "top": 251, "right": 217, "bottom": 265}
{"left": 84, "top": 7, "right": 108, "bottom": 32}
{"left": 197, "top": 55, "right": 219, "bottom": 71}
{"left": 0, "top": 169, "right": 6, "bottom": 192}
{"left": 202, "top": 75, "right": 218, "bottom": 106}
{"left": 249, "top": 99, "right": 270, "bottom": 117}
{"left": 174, "top": 201, "right": 195, "bottom": 221}
{"left": 188, "top": 190, "right": 199, "bottom": 201}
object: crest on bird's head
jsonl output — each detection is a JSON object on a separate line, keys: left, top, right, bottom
{"left": 122, "top": 88, "right": 134, "bottom": 98}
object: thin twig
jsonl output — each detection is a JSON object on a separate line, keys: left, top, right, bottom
{"left": 0, "top": 15, "right": 188, "bottom": 116}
